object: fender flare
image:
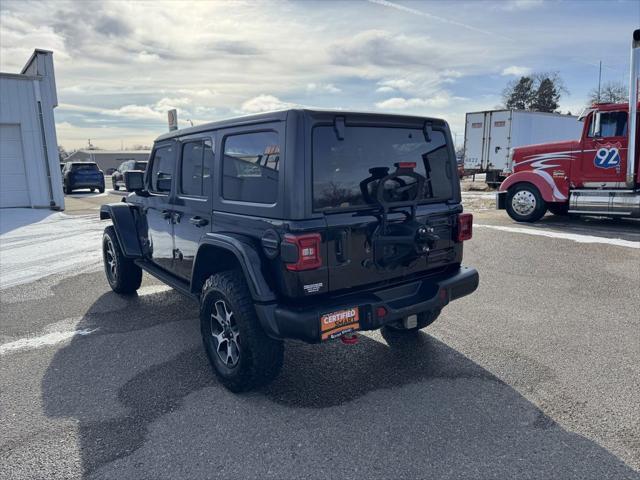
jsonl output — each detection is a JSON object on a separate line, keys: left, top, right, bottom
{"left": 99, "top": 203, "right": 143, "bottom": 258}
{"left": 499, "top": 171, "right": 568, "bottom": 203}
{"left": 192, "top": 233, "right": 276, "bottom": 303}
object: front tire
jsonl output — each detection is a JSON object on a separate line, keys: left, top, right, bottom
{"left": 506, "top": 184, "right": 547, "bottom": 222}
{"left": 102, "top": 226, "right": 142, "bottom": 294}
{"left": 200, "top": 270, "right": 283, "bottom": 392}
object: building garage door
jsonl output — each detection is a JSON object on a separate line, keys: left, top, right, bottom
{"left": 0, "top": 124, "right": 30, "bottom": 208}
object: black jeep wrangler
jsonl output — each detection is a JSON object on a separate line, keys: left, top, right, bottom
{"left": 100, "top": 110, "right": 479, "bottom": 392}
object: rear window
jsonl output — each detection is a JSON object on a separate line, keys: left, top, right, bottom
{"left": 71, "top": 163, "right": 98, "bottom": 171}
{"left": 312, "top": 126, "right": 453, "bottom": 211}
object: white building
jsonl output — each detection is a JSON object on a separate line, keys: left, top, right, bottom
{"left": 0, "top": 49, "right": 64, "bottom": 209}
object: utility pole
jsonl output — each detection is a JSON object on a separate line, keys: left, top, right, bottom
{"left": 597, "top": 60, "right": 602, "bottom": 103}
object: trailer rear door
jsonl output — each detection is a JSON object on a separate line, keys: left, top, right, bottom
{"left": 486, "top": 110, "right": 512, "bottom": 171}
{"left": 463, "top": 112, "right": 487, "bottom": 171}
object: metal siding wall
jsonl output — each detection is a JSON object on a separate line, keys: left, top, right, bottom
{"left": 0, "top": 74, "right": 62, "bottom": 209}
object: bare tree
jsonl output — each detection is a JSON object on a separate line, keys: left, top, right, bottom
{"left": 588, "top": 81, "right": 627, "bottom": 105}
{"left": 58, "top": 145, "right": 68, "bottom": 161}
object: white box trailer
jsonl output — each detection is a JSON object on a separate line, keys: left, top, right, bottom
{"left": 463, "top": 110, "right": 582, "bottom": 186}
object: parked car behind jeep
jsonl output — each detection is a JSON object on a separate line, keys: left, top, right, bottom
{"left": 62, "top": 161, "right": 105, "bottom": 194}
{"left": 112, "top": 160, "right": 148, "bottom": 191}
{"left": 100, "top": 109, "right": 479, "bottom": 392}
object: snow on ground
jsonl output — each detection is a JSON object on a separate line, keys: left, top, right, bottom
{"left": 0, "top": 208, "right": 106, "bottom": 289}
{"left": 475, "top": 224, "right": 640, "bottom": 249}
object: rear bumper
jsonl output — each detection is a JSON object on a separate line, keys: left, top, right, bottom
{"left": 255, "top": 266, "right": 479, "bottom": 343}
{"left": 70, "top": 180, "right": 104, "bottom": 188}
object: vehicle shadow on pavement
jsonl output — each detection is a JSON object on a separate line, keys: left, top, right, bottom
{"left": 41, "top": 290, "right": 639, "bottom": 479}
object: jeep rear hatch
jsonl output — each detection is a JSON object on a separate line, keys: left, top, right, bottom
{"left": 312, "top": 120, "right": 463, "bottom": 293}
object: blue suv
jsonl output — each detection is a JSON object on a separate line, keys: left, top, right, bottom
{"left": 62, "top": 162, "right": 105, "bottom": 194}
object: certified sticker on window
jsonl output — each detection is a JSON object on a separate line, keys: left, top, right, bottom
{"left": 320, "top": 307, "right": 360, "bottom": 341}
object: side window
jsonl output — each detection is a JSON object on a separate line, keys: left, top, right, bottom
{"left": 149, "top": 145, "right": 174, "bottom": 193}
{"left": 180, "top": 139, "right": 215, "bottom": 197}
{"left": 222, "top": 131, "right": 279, "bottom": 204}
{"left": 589, "top": 112, "right": 628, "bottom": 138}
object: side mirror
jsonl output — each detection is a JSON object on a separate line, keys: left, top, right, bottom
{"left": 124, "top": 170, "right": 145, "bottom": 192}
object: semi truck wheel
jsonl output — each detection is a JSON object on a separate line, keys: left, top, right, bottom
{"left": 506, "top": 184, "right": 547, "bottom": 222}
{"left": 102, "top": 226, "right": 142, "bottom": 294}
{"left": 200, "top": 270, "right": 283, "bottom": 392}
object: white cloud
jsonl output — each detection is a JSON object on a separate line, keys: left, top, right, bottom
{"left": 376, "top": 79, "right": 414, "bottom": 91}
{"left": 501, "top": 0, "right": 544, "bottom": 11}
{"left": 375, "top": 86, "right": 395, "bottom": 93}
{"left": 240, "top": 95, "right": 296, "bottom": 113}
{"left": 307, "top": 83, "right": 341, "bottom": 93}
{"left": 501, "top": 65, "right": 532, "bottom": 76}
{"left": 104, "top": 104, "right": 164, "bottom": 120}
{"left": 375, "top": 91, "right": 463, "bottom": 110}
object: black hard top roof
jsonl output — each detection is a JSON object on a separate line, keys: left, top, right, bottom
{"left": 154, "top": 109, "right": 446, "bottom": 143}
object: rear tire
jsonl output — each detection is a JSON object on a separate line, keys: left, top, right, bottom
{"left": 113, "top": 177, "right": 120, "bottom": 191}
{"left": 63, "top": 183, "right": 72, "bottom": 194}
{"left": 200, "top": 270, "right": 283, "bottom": 392}
{"left": 506, "top": 184, "right": 547, "bottom": 222}
{"left": 102, "top": 226, "right": 142, "bottom": 294}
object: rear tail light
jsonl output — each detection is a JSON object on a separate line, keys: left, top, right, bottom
{"left": 456, "top": 213, "right": 473, "bottom": 242}
{"left": 283, "top": 233, "right": 322, "bottom": 271}
{"left": 398, "top": 162, "right": 417, "bottom": 169}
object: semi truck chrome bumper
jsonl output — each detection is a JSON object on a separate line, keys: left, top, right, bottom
{"left": 255, "top": 266, "right": 479, "bottom": 343}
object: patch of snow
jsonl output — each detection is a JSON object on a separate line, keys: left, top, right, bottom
{"left": 475, "top": 224, "right": 640, "bottom": 249}
{"left": 0, "top": 328, "right": 97, "bottom": 356}
{"left": 0, "top": 208, "right": 106, "bottom": 289}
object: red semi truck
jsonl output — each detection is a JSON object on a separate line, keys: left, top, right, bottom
{"left": 497, "top": 30, "right": 640, "bottom": 222}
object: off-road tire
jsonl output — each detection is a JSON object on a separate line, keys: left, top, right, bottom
{"left": 506, "top": 183, "right": 547, "bottom": 223}
{"left": 102, "top": 226, "right": 142, "bottom": 294}
{"left": 382, "top": 309, "right": 441, "bottom": 335}
{"left": 548, "top": 203, "right": 569, "bottom": 216}
{"left": 200, "top": 270, "right": 284, "bottom": 393}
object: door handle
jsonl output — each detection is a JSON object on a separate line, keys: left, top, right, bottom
{"left": 189, "top": 216, "right": 208, "bottom": 227}
{"left": 335, "top": 230, "right": 348, "bottom": 263}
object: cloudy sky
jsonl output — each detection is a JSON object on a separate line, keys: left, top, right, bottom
{"left": 1, "top": 0, "right": 637, "bottom": 150}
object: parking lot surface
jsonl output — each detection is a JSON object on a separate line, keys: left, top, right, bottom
{"left": 1, "top": 182, "right": 639, "bottom": 479}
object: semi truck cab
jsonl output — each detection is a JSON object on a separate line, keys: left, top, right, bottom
{"left": 497, "top": 30, "right": 640, "bottom": 222}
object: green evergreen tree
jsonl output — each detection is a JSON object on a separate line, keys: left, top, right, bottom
{"left": 531, "top": 77, "right": 560, "bottom": 112}
{"left": 504, "top": 76, "right": 535, "bottom": 110}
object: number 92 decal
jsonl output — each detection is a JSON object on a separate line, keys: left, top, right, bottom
{"left": 594, "top": 147, "right": 621, "bottom": 169}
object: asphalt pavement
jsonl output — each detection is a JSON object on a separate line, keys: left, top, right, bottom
{"left": 0, "top": 180, "right": 639, "bottom": 479}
